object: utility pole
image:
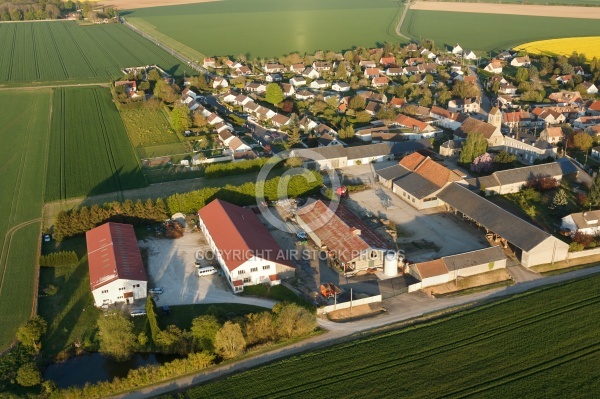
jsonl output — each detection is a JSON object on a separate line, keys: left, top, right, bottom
{"left": 350, "top": 288, "right": 353, "bottom": 315}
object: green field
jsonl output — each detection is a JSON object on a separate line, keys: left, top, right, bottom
{"left": 402, "top": 10, "right": 600, "bottom": 51}
{"left": 0, "top": 21, "right": 194, "bottom": 85}
{"left": 0, "top": 91, "right": 52, "bottom": 351}
{"left": 175, "top": 275, "right": 600, "bottom": 398}
{"left": 45, "top": 87, "right": 148, "bottom": 201}
{"left": 425, "top": 0, "right": 600, "bottom": 4}
{"left": 125, "top": 0, "right": 404, "bottom": 58}
{"left": 120, "top": 108, "right": 180, "bottom": 148}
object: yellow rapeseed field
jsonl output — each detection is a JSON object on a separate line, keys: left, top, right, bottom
{"left": 515, "top": 37, "right": 600, "bottom": 60}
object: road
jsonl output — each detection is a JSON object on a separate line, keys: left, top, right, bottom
{"left": 468, "top": 65, "right": 492, "bottom": 116}
{"left": 111, "top": 263, "right": 600, "bottom": 399}
{"left": 395, "top": 0, "right": 411, "bottom": 40}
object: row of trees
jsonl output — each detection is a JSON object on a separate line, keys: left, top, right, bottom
{"left": 39, "top": 251, "right": 78, "bottom": 267}
{"left": 204, "top": 158, "right": 271, "bottom": 178}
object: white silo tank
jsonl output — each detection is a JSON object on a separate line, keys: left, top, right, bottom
{"left": 384, "top": 251, "right": 398, "bottom": 277}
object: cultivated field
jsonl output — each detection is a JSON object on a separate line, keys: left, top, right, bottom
{"left": 120, "top": 107, "right": 180, "bottom": 148}
{"left": 0, "top": 21, "right": 194, "bottom": 85}
{"left": 401, "top": 10, "right": 600, "bottom": 51}
{"left": 416, "top": 0, "right": 600, "bottom": 5}
{"left": 178, "top": 275, "right": 600, "bottom": 398}
{"left": 125, "top": 0, "right": 404, "bottom": 58}
{"left": 45, "top": 87, "right": 147, "bottom": 201}
{"left": 411, "top": 1, "right": 600, "bottom": 18}
{"left": 515, "top": 37, "right": 600, "bottom": 60}
{"left": 0, "top": 91, "right": 52, "bottom": 351}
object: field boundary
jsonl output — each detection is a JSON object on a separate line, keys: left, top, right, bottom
{"left": 411, "top": 1, "right": 600, "bottom": 18}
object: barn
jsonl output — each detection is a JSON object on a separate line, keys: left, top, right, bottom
{"left": 198, "top": 199, "right": 296, "bottom": 293}
{"left": 86, "top": 223, "right": 147, "bottom": 308}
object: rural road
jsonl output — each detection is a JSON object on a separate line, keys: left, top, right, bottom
{"left": 395, "top": 0, "right": 411, "bottom": 40}
{"left": 111, "top": 263, "right": 600, "bottom": 399}
{"left": 468, "top": 65, "right": 491, "bottom": 115}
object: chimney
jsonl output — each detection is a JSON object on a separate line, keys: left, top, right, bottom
{"left": 351, "top": 228, "right": 362, "bottom": 236}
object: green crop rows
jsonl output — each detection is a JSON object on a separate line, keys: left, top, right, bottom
{"left": 401, "top": 10, "right": 600, "bottom": 51}
{"left": 0, "top": 21, "right": 194, "bottom": 85}
{"left": 126, "top": 0, "right": 403, "bottom": 58}
{"left": 0, "top": 91, "right": 52, "bottom": 351}
{"left": 180, "top": 275, "right": 600, "bottom": 398}
{"left": 45, "top": 87, "right": 148, "bottom": 201}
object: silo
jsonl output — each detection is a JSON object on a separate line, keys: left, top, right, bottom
{"left": 384, "top": 251, "right": 398, "bottom": 277}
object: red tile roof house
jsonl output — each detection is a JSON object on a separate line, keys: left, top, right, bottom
{"left": 86, "top": 223, "right": 147, "bottom": 307}
{"left": 198, "top": 200, "right": 296, "bottom": 293}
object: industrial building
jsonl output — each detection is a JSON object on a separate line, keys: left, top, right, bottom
{"left": 198, "top": 199, "right": 296, "bottom": 293}
{"left": 86, "top": 223, "right": 148, "bottom": 308}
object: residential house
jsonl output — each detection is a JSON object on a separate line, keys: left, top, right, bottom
{"left": 318, "top": 133, "right": 344, "bottom": 147}
{"left": 203, "top": 58, "right": 216, "bottom": 68}
{"left": 310, "top": 79, "right": 329, "bottom": 90}
{"left": 282, "top": 83, "right": 295, "bottom": 97}
{"left": 532, "top": 107, "right": 566, "bottom": 127}
{"left": 198, "top": 199, "right": 295, "bottom": 293}
{"left": 587, "top": 101, "right": 600, "bottom": 115}
{"left": 265, "top": 74, "right": 282, "bottom": 82}
{"left": 312, "top": 61, "right": 331, "bottom": 72}
{"left": 289, "top": 76, "right": 307, "bottom": 87}
{"left": 454, "top": 117, "right": 503, "bottom": 146}
{"left": 430, "top": 106, "right": 468, "bottom": 130}
{"left": 372, "top": 76, "right": 390, "bottom": 88}
{"left": 380, "top": 56, "right": 396, "bottom": 67}
{"left": 302, "top": 67, "right": 320, "bottom": 79}
{"left": 359, "top": 60, "right": 377, "bottom": 68}
{"left": 582, "top": 82, "right": 598, "bottom": 94}
{"left": 592, "top": 145, "right": 600, "bottom": 159}
{"left": 207, "top": 113, "right": 223, "bottom": 125}
{"left": 271, "top": 113, "right": 290, "bottom": 128}
{"left": 439, "top": 139, "right": 464, "bottom": 157}
{"left": 332, "top": 82, "right": 351, "bottom": 92}
{"left": 299, "top": 115, "right": 318, "bottom": 132}
{"left": 503, "top": 110, "right": 532, "bottom": 130}
{"left": 221, "top": 90, "right": 238, "bottom": 103}
{"left": 549, "top": 90, "right": 582, "bottom": 105}
{"left": 562, "top": 211, "right": 600, "bottom": 236}
{"left": 289, "top": 63, "right": 305, "bottom": 73}
{"left": 390, "top": 97, "right": 406, "bottom": 108}
{"left": 295, "top": 90, "right": 315, "bottom": 100}
{"left": 394, "top": 114, "right": 442, "bottom": 139}
{"left": 462, "top": 50, "right": 477, "bottom": 60}
{"left": 386, "top": 67, "right": 404, "bottom": 77}
{"left": 484, "top": 60, "right": 503, "bottom": 74}
{"left": 573, "top": 116, "right": 600, "bottom": 129}
{"left": 539, "top": 126, "right": 565, "bottom": 144}
{"left": 501, "top": 134, "right": 557, "bottom": 164}
{"left": 210, "top": 76, "right": 229, "bottom": 89}
{"left": 245, "top": 82, "right": 267, "bottom": 93}
{"left": 364, "top": 68, "right": 381, "bottom": 78}
{"left": 510, "top": 56, "right": 531, "bottom": 67}
{"left": 87, "top": 223, "right": 147, "bottom": 307}
{"left": 114, "top": 80, "right": 140, "bottom": 99}
{"left": 263, "top": 63, "right": 285, "bottom": 73}
{"left": 452, "top": 44, "right": 463, "bottom": 55}
{"left": 233, "top": 65, "right": 252, "bottom": 76}
{"left": 295, "top": 200, "right": 390, "bottom": 273}
{"left": 290, "top": 143, "right": 392, "bottom": 170}
{"left": 448, "top": 98, "right": 480, "bottom": 114}
{"left": 218, "top": 130, "right": 235, "bottom": 146}
{"left": 365, "top": 101, "right": 381, "bottom": 116}
{"left": 498, "top": 83, "right": 517, "bottom": 95}
{"left": 554, "top": 74, "right": 573, "bottom": 85}
{"left": 358, "top": 91, "right": 387, "bottom": 103}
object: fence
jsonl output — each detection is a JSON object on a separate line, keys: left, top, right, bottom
{"left": 567, "top": 247, "right": 600, "bottom": 259}
{"left": 317, "top": 294, "right": 382, "bottom": 315}
{"left": 407, "top": 282, "right": 422, "bottom": 293}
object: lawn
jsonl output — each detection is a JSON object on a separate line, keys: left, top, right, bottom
{"left": 45, "top": 87, "right": 148, "bottom": 201}
{"left": 124, "top": 0, "right": 404, "bottom": 58}
{"left": 0, "top": 90, "right": 52, "bottom": 351}
{"left": 174, "top": 274, "right": 600, "bottom": 398}
{"left": 401, "top": 10, "right": 600, "bottom": 51}
{"left": 0, "top": 21, "right": 194, "bottom": 85}
{"left": 120, "top": 108, "right": 180, "bottom": 148}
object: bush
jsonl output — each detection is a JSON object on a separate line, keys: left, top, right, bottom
{"left": 569, "top": 242, "right": 585, "bottom": 252}
{"left": 16, "top": 363, "right": 41, "bottom": 387}
{"left": 526, "top": 175, "right": 559, "bottom": 191}
{"left": 39, "top": 251, "right": 78, "bottom": 267}
{"left": 573, "top": 231, "right": 594, "bottom": 247}
{"left": 204, "top": 158, "right": 271, "bottom": 179}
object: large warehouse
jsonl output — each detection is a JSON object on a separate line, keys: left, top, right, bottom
{"left": 86, "top": 222, "right": 148, "bottom": 308}
{"left": 198, "top": 199, "right": 296, "bottom": 293}
{"left": 437, "top": 183, "right": 569, "bottom": 267}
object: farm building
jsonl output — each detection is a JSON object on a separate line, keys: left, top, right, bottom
{"left": 464, "top": 161, "right": 577, "bottom": 196}
{"left": 290, "top": 143, "right": 392, "bottom": 171}
{"left": 408, "top": 259, "right": 449, "bottom": 288}
{"left": 295, "top": 200, "right": 391, "bottom": 274}
{"left": 198, "top": 199, "right": 295, "bottom": 293}
{"left": 86, "top": 223, "right": 147, "bottom": 308}
{"left": 437, "top": 183, "right": 569, "bottom": 268}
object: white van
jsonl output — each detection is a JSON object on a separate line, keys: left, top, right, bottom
{"left": 197, "top": 266, "right": 218, "bottom": 277}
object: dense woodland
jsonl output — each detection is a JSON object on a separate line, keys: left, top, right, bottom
{"left": 0, "top": 0, "right": 116, "bottom": 21}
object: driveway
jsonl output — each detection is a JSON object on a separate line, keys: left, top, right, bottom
{"left": 139, "top": 233, "right": 276, "bottom": 309}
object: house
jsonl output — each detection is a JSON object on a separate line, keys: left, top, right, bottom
{"left": 86, "top": 223, "right": 147, "bottom": 307}
{"left": 364, "top": 68, "right": 381, "bottom": 78}
{"left": 218, "top": 130, "right": 235, "bottom": 146}
{"left": 587, "top": 101, "right": 600, "bottom": 115}
{"left": 210, "top": 76, "right": 229, "bottom": 89}
{"left": 454, "top": 117, "right": 503, "bottom": 146}
{"left": 290, "top": 143, "right": 392, "bottom": 170}
{"left": 380, "top": 56, "right": 396, "bottom": 66}
{"left": 289, "top": 63, "right": 305, "bottom": 73}
{"left": 391, "top": 152, "right": 464, "bottom": 209}
{"left": 228, "top": 137, "right": 252, "bottom": 153}
{"left": 465, "top": 162, "right": 570, "bottom": 195}
{"left": 296, "top": 200, "right": 390, "bottom": 273}
{"left": 439, "top": 139, "right": 464, "bottom": 157}
{"left": 263, "top": 63, "right": 285, "bottom": 73}
{"left": 318, "top": 133, "right": 344, "bottom": 147}
{"left": 462, "top": 50, "right": 477, "bottom": 60}
{"left": 430, "top": 106, "right": 468, "bottom": 130}
{"left": 265, "top": 74, "right": 282, "bottom": 83}
{"left": 207, "top": 113, "right": 224, "bottom": 125}
{"left": 573, "top": 116, "right": 600, "bottom": 129}
{"left": 299, "top": 115, "right": 318, "bottom": 132}
{"left": 114, "top": 80, "right": 140, "bottom": 99}
{"left": 390, "top": 97, "right": 406, "bottom": 108}
{"left": 233, "top": 66, "right": 252, "bottom": 76}
{"left": 198, "top": 200, "right": 295, "bottom": 293}
{"left": 448, "top": 98, "right": 480, "bottom": 114}
{"left": 233, "top": 150, "right": 258, "bottom": 162}
{"left": 588, "top": 125, "right": 600, "bottom": 137}
{"left": 289, "top": 76, "right": 307, "bottom": 87}
{"left": 221, "top": 90, "right": 238, "bottom": 103}
{"left": 332, "top": 82, "right": 350, "bottom": 92}
{"left": 365, "top": 101, "right": 381, "bottom": 116}
{"left": 510, "top": 56, "right": 531, "bottom": 67}
{"left": 539, "top": 126, "right": 565, "bottom": 144}
{"left": 312, "top": 61, "right": 332, "bottom": 72}
{"left": 302, "top": 67, "right": 320, "bottom": 79}
{"left": 245, "top": 82, "right": 267, "bottom": 93}
{"left": 310, "top": 79, "right": 329, "bottom": 90}
{"left": 224, "top": 59, "right": 243, "bottom": 69}
{"left": 452, "top": 44, "right": 463, "bottom": 55}
{"left": 498, "top": 83, "right": 517, "bottom": 95}
{"left": 532, "top": 108, "right": 566, "bottom": 126}
{"left": 501, "top": 135, "right": 557, "bottom": 165}
{"left": 271, "top": 113, "right": 290, "bottom": 128}
{"left": 503, "top": 110, "right": 532, "bottom": 130}
{"left": 358, "top": 91, "right": 387, "bottom": 104}
{"left": 203, "top": 58, "right": 216, "bottom": 68}
{"left": 371, "top": 76, "right": 389, "bottom": 88}
{"left": 582, "top": 82, "right": 598, "bottom": 94}
{"left": 549, "top": 90, "right": 582, "bottom": 105}
{"left": 488, "top": 75, "right": 508, "bottom": 88}
{"left": 554, "top": 74, "right": 573, "bottom": 85}
{"left": 484, "top": 60, "right": 503, "bottom": 74}
{"left": 386, "top": 67, "right": 404, "bottom": 77}
{"left": 438, "top": 183, "right": 569, "bottom": 267}
{"left": 409, "top": 259, "right": 449, "bottom": 288}
{"left": 394, "top": 114, "right": 442, "bottom": 139}
{"left": 562, "top": 211, "right": 600, "bottom": 236}
{"left": 574, "top": 66, "right": 585, "bottom": 75}
{"left": 281, "top": 83, "right": 295, "bottom": 98}
{"left": 436, "top": 56, "right": 455, "bottom": 65}
{"left": 295, "top": 90, "right": 315, "bottom": 100}
{"left": 360, "top": 60, "right": 377, "bottom": 68}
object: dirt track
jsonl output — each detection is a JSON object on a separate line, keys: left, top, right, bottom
{"left": 96, "top": 0, "right": 220, "bottom": 10}
{"left": 411, "top": 1, "right": 600, "bottom": 19}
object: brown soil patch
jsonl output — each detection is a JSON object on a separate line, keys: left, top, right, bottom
{"left": 326, "top": 304, "right": 383, "bottom": 320}
{"left": 94, "top": 0, "right": 220, "bottom": 11}
{"left": 428, "top": 269, "right": 512, "bottom": 295}
{"left": 411, "top": 1, "right": 600, "bottom": 19}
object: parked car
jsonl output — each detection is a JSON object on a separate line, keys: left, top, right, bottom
{"left": 162, "top": 306, "right": 170, "bottom": 316}
{"left": 130, "top": 310, "right": 147, "bottom": 317}
{"left": 296, "top": 231, "right": 308, "bottom": 240}
{"left": 197, "top": 266, "right": 218, "bottom": 277}
{"left": 148, "top": 287, "right": 164, "bottom": 295}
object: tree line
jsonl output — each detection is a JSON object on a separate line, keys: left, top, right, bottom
{"left": 38, "top": 251, "right": 78, "bottom": 267}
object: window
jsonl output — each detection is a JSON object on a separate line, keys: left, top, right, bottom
{"left": 102, "top": 290, "right": 108, "bottom": 294}
{"left": 262, "top": 265, "right": 270, "bottom": 270}
{"left": 238, "top": 270, "right": 245, "bottom": 275}
{"left": 412, "top": 198, "right": 415, "bottom": 203}
{"left": 243, "top": 277, "right": 251, "bottom": 283}
{"left": 250, "top": 267, "right": 258, "bottom": 272}
{"left": 370, "top": 251, "right": 378, "bottom": 259}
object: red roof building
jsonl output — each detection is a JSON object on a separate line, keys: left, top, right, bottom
{"left": 86, "top": 223, "right": 147, "bottom": 307}
{"left": 198, "top": 199, "right": 295, "bottom": 293}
